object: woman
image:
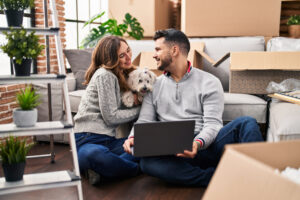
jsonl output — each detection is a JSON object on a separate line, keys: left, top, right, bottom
{"left": 74, "top": 36, "right": 140, "bottom": 185}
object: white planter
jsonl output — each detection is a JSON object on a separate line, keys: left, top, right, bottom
{"left": 13, "top": 108, "right": 37, "bottom": 127}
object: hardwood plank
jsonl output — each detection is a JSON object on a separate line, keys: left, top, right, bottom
{"left": 0, "top": 142, "right": 206, "bottom": 200}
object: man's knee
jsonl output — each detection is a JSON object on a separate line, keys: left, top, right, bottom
{"left": 140, "top": 158, "right": 151, "bottom": 174}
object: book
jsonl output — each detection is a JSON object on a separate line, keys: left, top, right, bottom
{"left": 268, "top": 91, "right": 300, "bottom": 105}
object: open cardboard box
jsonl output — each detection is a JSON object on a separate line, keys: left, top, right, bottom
{"left": 203, "top": 140, "right": 300, "bottom": 200}
{"left": 132, "top": 41, "right": 217, "bottom": 76}
{"left": 224, "top": 52, "right": 300, "bottom": 94}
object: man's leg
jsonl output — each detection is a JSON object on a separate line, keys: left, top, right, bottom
{"left": 140, "top": 116, "right": 263, "bottom": 187}
{"left": 140, "top": 156, "right": 214, "bottom": 187}
{"left": 208, "top": 116, "right": 264, "bottom": 164}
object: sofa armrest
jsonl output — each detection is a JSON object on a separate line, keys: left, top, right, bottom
{"left": 66, "top": 73, "right": 76, "bottom": 92}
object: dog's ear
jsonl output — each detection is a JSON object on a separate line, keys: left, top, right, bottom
{"left": 147, "top": 69, "right": 157, "bottom": 84}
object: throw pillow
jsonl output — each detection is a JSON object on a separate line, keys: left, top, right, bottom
{"left": 64, "top": 49, "right": 93, "bottom": 90}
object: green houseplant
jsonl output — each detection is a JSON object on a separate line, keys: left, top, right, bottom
{"left": 81, "top": 12, "right": 144, "bottom": 48}
{"left": 0, "top": 0, "right": 34, "bottom": 27}
{"left": 13, "top": 85, "right": 41, "bottom": 127}
{"left": 0, "top": 27, "right": 44, "bottom": 76}
{"left": 0, "top": 136, "right": 33, "bottom": 182}
{"left": 287, "top": 15, "right": 300, "bottom": 38}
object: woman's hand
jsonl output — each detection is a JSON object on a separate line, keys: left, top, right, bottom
{"left": 133, "top": 93, "right": 141, "bottom": 106}
{"left": 123, "top": 137, "right": 134, "bottom": 154}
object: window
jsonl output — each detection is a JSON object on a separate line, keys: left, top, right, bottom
{"left": 0, "top": 10, "right": 34, "bottom": 75}
{"left": 65, "top": 0, "right": 108, "bottom": 49}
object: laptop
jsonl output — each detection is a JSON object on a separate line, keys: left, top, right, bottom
{"left": 132, "top": 120, "right": 195, "bottom": 157}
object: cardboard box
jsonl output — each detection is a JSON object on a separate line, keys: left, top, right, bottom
{"left": 181, "top": 0, "right": 281, "bottom": 37}
{"left": 132, "top": 42, "right": 214, "bottom": 76}
{"left": 203, "top": 140, "right": 300, "bottom": 200}
{"left": 228, "top": 52, "right": 300, "bottom": 94}
{"left": 132, "top": 51, "right": 162, "bottom": 76}
{"left": 108, "top": 0, "right": 172, "bottom": 37}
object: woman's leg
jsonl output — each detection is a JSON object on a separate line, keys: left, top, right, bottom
{"left": 76, "top": 133, "right": 139, "bottom": 179}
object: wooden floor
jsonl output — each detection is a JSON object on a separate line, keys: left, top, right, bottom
{"left": 0, "top": 142, "right": 206, "bottom": 200}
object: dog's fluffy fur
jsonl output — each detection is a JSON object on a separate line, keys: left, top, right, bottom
{"left": 122, "top": 68, "right": 157, "bottom": 107}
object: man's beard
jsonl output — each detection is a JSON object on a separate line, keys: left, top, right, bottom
{"left": 158, "top": 53, "right": 172, "bottom": 71}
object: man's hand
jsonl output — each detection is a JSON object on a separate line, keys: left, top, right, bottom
{"left": 176, "top": 141, "right": 198, "bottom": 158}
{"left": 123, "top": 137, "right": 134, "bottom": 154}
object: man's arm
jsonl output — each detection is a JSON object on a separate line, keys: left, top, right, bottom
{"left": 194, "top": 78, "right": 224, "bottom": 150}
{"left": 124, "top": 91, "right": 157, "bottom": 154}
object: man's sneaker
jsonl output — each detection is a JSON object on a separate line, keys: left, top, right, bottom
{"left": 87, "top": 169, "right": 101, "bottom": 185}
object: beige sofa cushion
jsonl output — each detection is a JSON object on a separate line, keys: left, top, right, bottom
{"left": 69, "top": 89, "right": 85, "bottom": 113}
{"left": 223, "top": 93, "right": 267, "bottom": 123}
{"left": 69, "top": 91, "right": 267, "bottom": 124}
{"left": 267, "top": 100, "right": 300, "bottom": 142}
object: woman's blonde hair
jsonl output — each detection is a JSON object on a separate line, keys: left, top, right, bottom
{"left": 84, "top": 36, "right": 135, "bottom": 91}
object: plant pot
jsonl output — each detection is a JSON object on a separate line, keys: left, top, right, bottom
{"left": 2, "top": 162, "right": 26, "bottom": 182}
{"left": 13, "top": 58, "right": 32, "bottom": 76}
{"left": 288, "top": 25, "right": 300, "bottom": 38}
{"left": 13, "top": 108, "right": 37, "bottom": 127}
{"left": 4, "top": 10, "right": 24, "bottom": 27}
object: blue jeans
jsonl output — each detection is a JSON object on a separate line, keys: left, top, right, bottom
{"left": 75, "top": 133, "right": 139, "bottom": 179}
{"left": 140, "top": 116, "right": 264, "bottom": 187}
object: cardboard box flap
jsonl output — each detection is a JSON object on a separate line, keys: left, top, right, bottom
{"left": 132, "top": 51, "right": 157, "bottom": 70}
{"left": 213, "top": 52, "right": 230, "bottom": 67}
{"left": 188, "top": 41, "right": 224, "bottom": 68}
{"left": 203, "top": 144, "right": 300, "bottom": 200}
{"left": 230, "top": 52, "right": 300, "bottom": 71}
{"left": 226, "top": 141, "right": 300, "bottom": 170}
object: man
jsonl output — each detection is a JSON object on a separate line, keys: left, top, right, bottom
{"left": 123, "top": 29, "right": 263, "bottom": 187}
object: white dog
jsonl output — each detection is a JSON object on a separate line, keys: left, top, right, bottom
{"left": 122, "top": 68, "right": 157, "bottom": 107}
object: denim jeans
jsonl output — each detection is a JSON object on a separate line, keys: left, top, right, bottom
{"left": 140, "top": 116, "right": 264, "bottom": 187}
{"left": 75, "top": 133, "right": 139, "bottom": 179}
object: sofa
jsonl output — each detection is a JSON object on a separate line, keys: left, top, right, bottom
{"left": 37, "top": 36, "right": 299, "bottom": 142}
{"left": 266, "top": 37, "right": 300, "bottom": 142}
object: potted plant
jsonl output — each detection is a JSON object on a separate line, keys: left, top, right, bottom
{"left": 0, "top": 136, "right": 33, "bottom": 182}
{"left": 13, "top": 85, "right": 41, "bottom": 127}
{"left": 0, "top": 27, "right": 44, "bottom": 76}
{"left": 0, "top": 0, "right": 34, "bottom": 27}
{"left": 287, "top": 15, "right": 300, "bottom": 38}
{"left": 81, "top": 12, "right": 144, "bottom": 48}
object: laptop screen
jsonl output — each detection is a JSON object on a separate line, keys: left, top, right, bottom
{"left": 133, "top": 120, "right": 195, "bottom": 157}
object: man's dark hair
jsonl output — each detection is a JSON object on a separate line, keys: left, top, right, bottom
{"left": 153, "top": 29, "right": 190, "bottom": 56}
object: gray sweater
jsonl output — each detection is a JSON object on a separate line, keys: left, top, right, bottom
{"left": 129, "top": 67, "right": 224, "bottom": 149}
{"left": 74, "top": 67, "right": 140, "bottom": 137}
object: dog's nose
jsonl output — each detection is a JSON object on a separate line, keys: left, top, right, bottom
{"left": 142, "top": 86, "right": 148, "bottom": 92}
